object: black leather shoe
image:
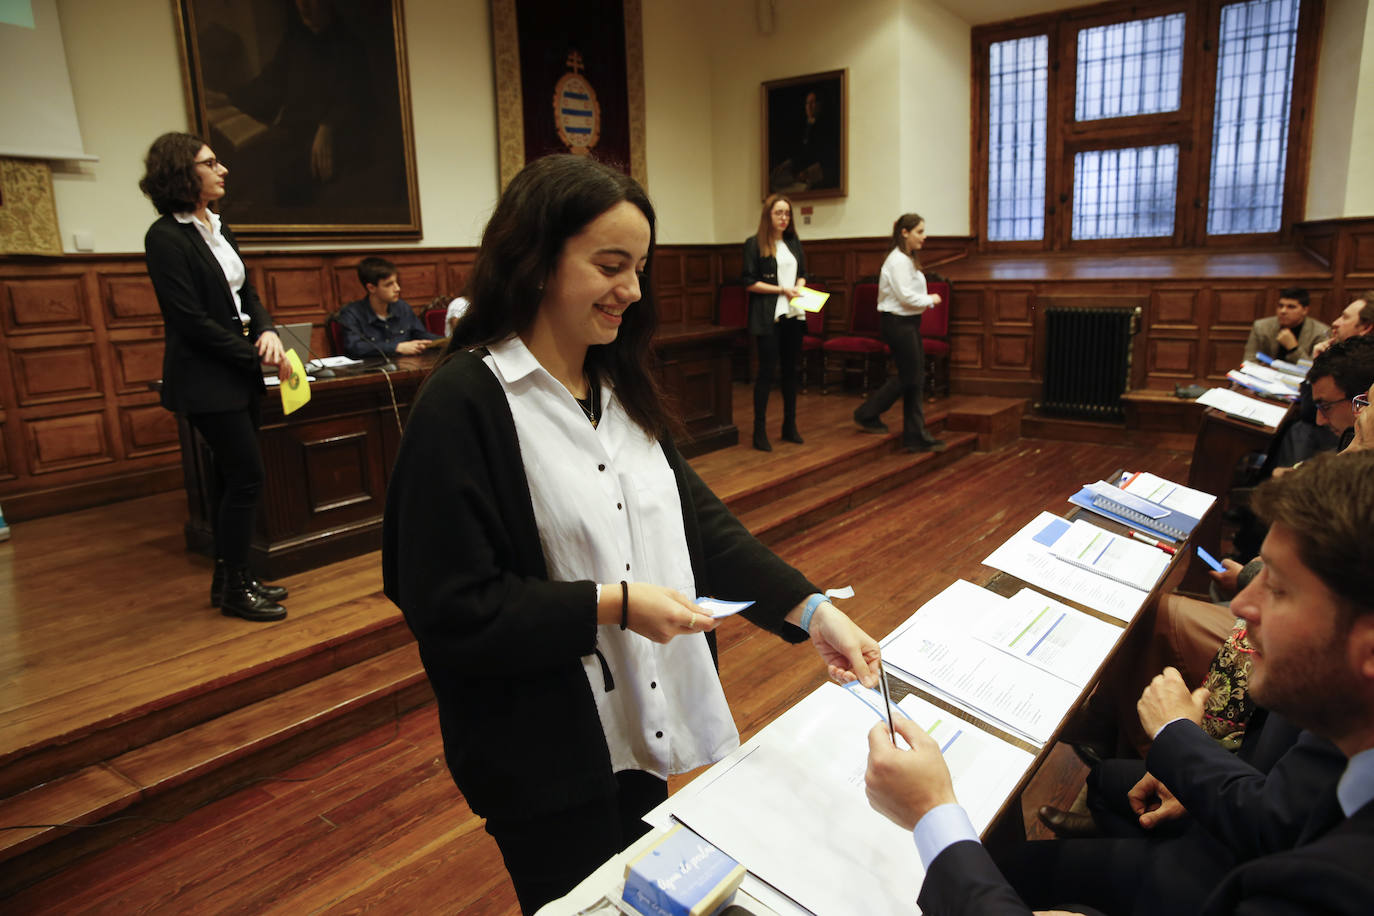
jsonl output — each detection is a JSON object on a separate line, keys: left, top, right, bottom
{"left": 221, "top": 566, "right": 287, "bottom": 622}
{"left": 781, "top": 424, "right": 804, "bottom": 444}
{"left": 853, "top": 410, "right": 888, "bottom": 434}
{"left": 1037, "top": 805, "right": 1099, "bottom": 838}
{"left": 753, "top": 429, "right": 773, "bottom": 452}
{"left": 211, "top": 559, "right": 289, "bottom": 606}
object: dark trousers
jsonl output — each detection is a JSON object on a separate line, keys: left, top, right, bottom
{"left": 754, "top": 318, "right": 805, "bottom": 429}
{"left": 856, "top": 312, "right": 928, "bottom": 447}
{"left": 483, "top": 769, "right": 668, "bottom": 914}
{"left": 187, "top": 404, "right": 264, "bottom": 568}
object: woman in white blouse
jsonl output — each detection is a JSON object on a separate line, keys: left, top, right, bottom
{"left": 741, "top": 194, "right": 808, "bottom": 451}
{"left": 383, "top": 155, "right": 880, "bottom": 914}
{"left": 853, "top": 213, "right": 946, "bottom": 451}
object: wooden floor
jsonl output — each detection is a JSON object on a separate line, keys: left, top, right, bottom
{"left": 0, "top": 385, "right": 1190, "bottom": 914}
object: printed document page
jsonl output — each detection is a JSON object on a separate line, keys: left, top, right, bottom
{"left": 986, "top": 588, "right": 1121, "bottom": 687}
{"left": 880, "top": 584, "right": 1081, "bottom": 744}
{"left": 1196, "top": 388, "right": 1289, "bottom": 427}
{"left": 1121, "top": 472, "right": 1216, "bottom": 519}
{"left": 653, "top": 683, "right": 1034, "bottom": 916}
{"left": 982, "top": 512, "right": 1149, "bottom": 622}
{"left": 1050, "top": 518, "right": 1171, "bottom": 591}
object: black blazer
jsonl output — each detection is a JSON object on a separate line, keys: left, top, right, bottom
{"left": 381, "top": 351, "right": 816, "bottom": 822}
{"left": 741, "top": 235, "right": 806, "bottom": 336}
{"left": 144, "top": 214, "right": 272, "bottom": 414}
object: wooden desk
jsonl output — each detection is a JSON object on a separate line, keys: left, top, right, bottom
{"left": 1180, "top": 404, "right": 1291, "bottom": 593}
{"left": 179, "top": 325, "right": 739, "bottom": 576}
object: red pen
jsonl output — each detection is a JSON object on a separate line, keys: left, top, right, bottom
{"left": 1130, "top": 530, "right": 1176, "bottom": 555}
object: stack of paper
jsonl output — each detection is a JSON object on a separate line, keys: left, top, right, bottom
{"left": 1196, "top": 387, "right": 1290, "bottom": 427}
{"left": 982, "top": 512, "right": 1152, "bottom": 622}
{"left": 1048, "top": 518, "right": 1170, "bottom": 591}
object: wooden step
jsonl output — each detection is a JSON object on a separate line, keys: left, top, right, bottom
{"left": 0, "top": 642, "right": 430, "bottom": 896}
{"left": 737, "top": 431, "right": 977, "bottom": 546}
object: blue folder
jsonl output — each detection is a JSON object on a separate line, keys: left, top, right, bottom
{"left": 1068, "top": 482, "right": 1200, "bottom": 542}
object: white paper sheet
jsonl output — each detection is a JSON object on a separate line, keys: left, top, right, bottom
{"left": 879, "top": 583, "right": 1081, "bottom": 745}
{"left": 1120, "top": 471, "right": 1217, "bottom": 519}
{"left": 982, "top": 512, "right": 1149, "bottom": 622}
{"left": 653, "top": 683, "right": 1034, "bottom": 916}
{"left": 988, "top": 588, "right": 1121, "bottom": 686}
{"left": 1050, "top": 518, "right": 1171, "bottom": 591}
{"left": 1196, "top": 387, "right": 1289, "bottom": 428}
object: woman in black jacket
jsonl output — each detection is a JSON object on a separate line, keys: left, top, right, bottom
{"left": 383, "top": 155, "right": 879, "bottom": 913}
{"left": 140, "top": 132, "right": 289, "bottom": 622}
{"left": 742, "top": 193, "right": 808, "bottom": 451}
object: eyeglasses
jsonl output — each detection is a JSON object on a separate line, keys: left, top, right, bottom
{"left": 194, "top": 157, "right": 222, "bottom": 171}
{"left": 1315, "top": 395, "right": 1364, "bottom": 416}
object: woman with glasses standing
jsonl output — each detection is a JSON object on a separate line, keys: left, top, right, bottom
{"left": 140, "top": 132, "right": 289, "bottom": 622}
{"left": 742, "top": 194, "right": 808, "bottom": 451}
{"left": 853, "top": 213, "right": 945, "bottom": 452}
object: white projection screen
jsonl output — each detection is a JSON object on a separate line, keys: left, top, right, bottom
{"left": 0, "top": 0, "right": 94, "bottom": 160}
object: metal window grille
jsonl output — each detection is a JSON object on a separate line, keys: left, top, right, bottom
{"left": 1072, "top": 145, "right": 1179, "bottom": 240}
{"left": 1075, "top": 13, "right": 1185, "bottom": 121}
{"left": 987, "top": 35, "right": 1048, "bottom": 242}
{"left": 1207, "top": 0, "right": 1300, "bottom": 235}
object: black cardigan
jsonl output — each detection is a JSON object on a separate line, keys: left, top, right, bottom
{"left": 143, "top": 214, "right": 272, "bottom": 414}
{"left": 741, "top": 234, "right": 807, "bottom": 336}
{"left": 382, "top": 350, "right": 815, "bottom": 820}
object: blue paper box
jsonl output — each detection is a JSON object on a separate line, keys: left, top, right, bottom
{"left": 622, "top": 824, "right": 746, "bottom": 916}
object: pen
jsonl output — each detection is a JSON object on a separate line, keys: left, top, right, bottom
{"left": 877, "top": 661, "right": 896, "bottom": 743}
{"left": 1130, "top": 530, "right": 1176, "bottom": 555}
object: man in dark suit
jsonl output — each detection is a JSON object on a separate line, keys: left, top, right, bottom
{"left": 864, "top": 450, "right": 1374, "bottom": 915}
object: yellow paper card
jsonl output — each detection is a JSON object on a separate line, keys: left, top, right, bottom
{"left": 279, "top": 349, "right": 312, "bottom": 415}
{"left": 790, "top": 287, "right": 830, "bottom": 312}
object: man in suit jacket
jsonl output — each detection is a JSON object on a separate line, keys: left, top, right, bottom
{"left": 1243, "top": 287, "right": 1329, "bottom": 362}
{"left": 864, "top": 450, "right": 1374, "bottom": 916}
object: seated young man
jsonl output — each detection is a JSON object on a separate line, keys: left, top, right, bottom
{"left": 1242, "top": 286, "right": 1328, "bottom": 363}
{"left": 335, "top": 256, "right": 441, "bottom": 360}
{"left": 865, "top": 451, "right": 1374, "bottom": 916}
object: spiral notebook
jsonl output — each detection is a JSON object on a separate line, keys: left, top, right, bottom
{"left": 1067, "top": 480, "right": 1200, "bottom": 542}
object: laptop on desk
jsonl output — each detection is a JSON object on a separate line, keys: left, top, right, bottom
{"left": 268, "top": 322, "right": 316, "bottom": 372}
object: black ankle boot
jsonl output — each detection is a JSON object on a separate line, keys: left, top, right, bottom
{"left": 221, "top": 566, "right": 288, "bottom": 622}
{"left": 752, "top": 420, "right": 772, "bottom": 452}
{"left": 211, "top": 558, "right": 288, "bottom": 607}
{"left": 781, "top": 420, "right": 803, "bottom": 444}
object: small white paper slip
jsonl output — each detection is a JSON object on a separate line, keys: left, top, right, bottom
{"left": 695, "top": 597, "right": 754, "bottom": 619}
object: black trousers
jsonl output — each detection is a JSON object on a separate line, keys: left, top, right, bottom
{"left": 483, "top": 768, "right": 668, "bottom": 914}
{"left": 754, "top": 318, "right": 805, "bottom": 428}
{"left": 856, "top": 312, "right": 928, "bottom": 447}
{"left": 187, "top": 404, "right": 264, "bottom": 569}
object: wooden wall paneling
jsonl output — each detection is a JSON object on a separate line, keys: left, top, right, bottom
{"left": 1211, "top": 287, "right": 1268, "bottom": 326}
{"left": 655, "top": 252, "right": 684, "bottom": 287}
{"left": 684, "top": 290, "right": 714, "bottom": 323}
{"left": 262, "top": 263, "right": 331, "bottom": 319}
{"left": 0, "top": 412, "right": 11, "bottom": 481}
{"left": 391, "top": 258, "right": 441, "bottom": 305}
{"left": 950, "top": 333, "right": 984, "bottom": 370}
{"left": 98, "top": 270, "right": 161, "bottom": 328}
{"left": 23, "top": 407, "right": 115, "bottom": 475}
{"left": 8, "top": 338, "right": 104, "bottom": 407}
{"left": 1151, "top": 288, "right": 1201, "bottom": 328}
{"left": 805, "top": 249, "right": 847, "bottom": 282}
{"left": 823, "top": 288, "right": 848, "bottom": 335}
{"left": 684, "top": 252, "right": 713, "bottom": 286}
{"left": 1297, "top": 227, "right": 1335, "bottom": 267}
{"left": 1349, "top": 231, "right": 1374, "bottom": 279}
{"left": 1145, "top": 338, "right": 1198, "bottom": 381}
{"left": 992, "top": 288, "right": 1034, "bottom": 326}
{"left": 258, "top": 412, "right": 388, "bottom": 539}
{"left": 2, "top": 273, "right": 90, "bottom": 335}
{"left": 118, "top": 399, "right": 180, "bottom": 458}
{"left": 657, "top": 293, "right": 686, "bottom": 324}
{"left": 444, "top": 260, "right": 473, "bottom": 298}
{"left": 108, "top": 329, "right": 166, "bottom": 394}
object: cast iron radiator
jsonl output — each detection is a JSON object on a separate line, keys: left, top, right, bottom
{"left": 1039, "top": 306, "right": 1140, "bottom": 420}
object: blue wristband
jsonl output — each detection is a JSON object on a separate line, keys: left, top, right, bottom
{"left": 799, "top": 593, "right": 826, "bottom": 634}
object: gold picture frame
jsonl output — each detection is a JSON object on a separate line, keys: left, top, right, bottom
{"left": 173, "top": 0, "right": 422, "bottom": 242}
{"left": 762, "top": 69, "right": 848, "bottom": 201}
{"left": 490, "top": 0, "right": 647, "bottom": 190}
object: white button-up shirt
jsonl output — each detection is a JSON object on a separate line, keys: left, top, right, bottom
{"left": 174, "top": 210, "right": 249, "bottom": 323}
{"left": 772, "top": 240, "right": 805, "bottom": 322}
{"left": 483, "top": 336, "right": 739, "bottom": 778}
{"left": 877, "top": 246, "right": 937, "bottom": 316}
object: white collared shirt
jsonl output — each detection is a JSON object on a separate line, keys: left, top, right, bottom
{"left": 877, "top": 247, "right": 937, "bottom": 316}
{"left": 773, "top": 240, "right": 804, "bottom": 322}
{"left": 174, "top": 210, "right": 249, "bottom": 323}
{"left": 482, "top": 336, "right": 739, "bottom": 778}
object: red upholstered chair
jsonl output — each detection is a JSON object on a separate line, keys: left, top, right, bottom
{"left": 716, "top": 282, "right": 751, "bottom": 382}
{"left": 922, "top": 280, "right": 952, "bottom": 398}
{"left": 326, "top": 315, "right": 346, "bottom": 356}
{"left": 822, "top": 280, "right": 889, "bottom": 394}
{"left": 424, "top": 307, "right": 447, "bottom": 336}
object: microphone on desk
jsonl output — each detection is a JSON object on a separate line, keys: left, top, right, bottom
{"left": 278, "top": 329, "right": 336, "bottom": 378}
{"left": 361, "top": 336, "right": 398, "bottom": 373}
